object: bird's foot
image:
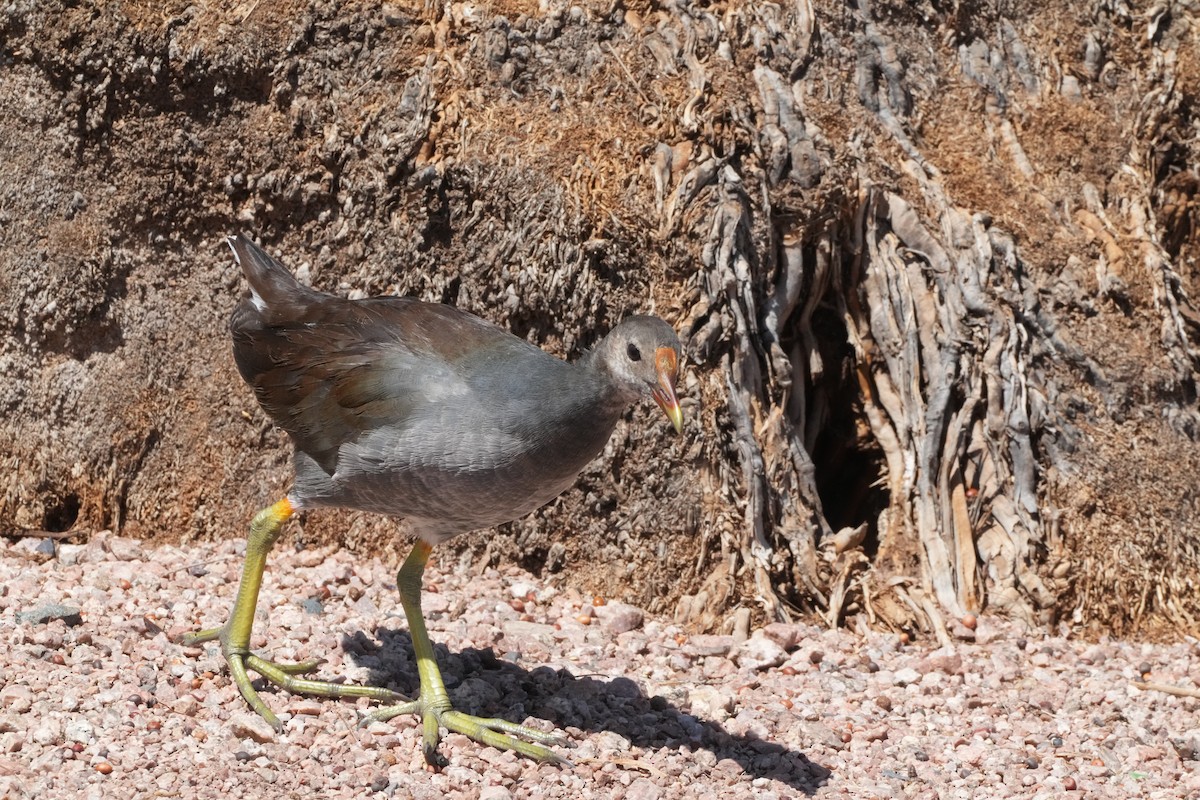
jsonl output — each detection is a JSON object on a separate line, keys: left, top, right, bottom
{"left": 364, "top": 698, "right": 572, "bottom": 766}
{"left": 182, "top": 626, "right": 406, "bottom": 730}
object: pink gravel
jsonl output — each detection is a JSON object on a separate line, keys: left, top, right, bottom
{"left": 2, "top": 531, "right": 1199, "bottom": 799}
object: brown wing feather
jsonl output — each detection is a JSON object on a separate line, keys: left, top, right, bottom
{"left": 232, "top": 293, "right": 524, "bottom": 473}
{"left": 226, "top": 234, "right": 566, "bottom": 475}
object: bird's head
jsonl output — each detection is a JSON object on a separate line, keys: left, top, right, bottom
{"left": 599, "top": 315, "right": 684, "bottom": 434}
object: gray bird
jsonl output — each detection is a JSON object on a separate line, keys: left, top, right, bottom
{"left": 186, "top": 234, "right": 684, "bottom": 765}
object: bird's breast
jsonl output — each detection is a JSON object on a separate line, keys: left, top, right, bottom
{"left": 292, "top": 407, "right": 619, "bottom": 536}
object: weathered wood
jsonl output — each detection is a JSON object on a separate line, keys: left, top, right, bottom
{"left": 2, "top": 0, "right": 1197, "bottom": 638}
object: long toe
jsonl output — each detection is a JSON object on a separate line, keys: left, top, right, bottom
{"left": 438, "top": 708, "right": 570, "bottom": 765}
{"left": 364, "top": 699, "right": 570, "bottom": 765}
{"left": 201, "top": 637, "right": 406, "bottom": 728}
{"left": 245, "top": 654, "right": 406, "bottom": 703}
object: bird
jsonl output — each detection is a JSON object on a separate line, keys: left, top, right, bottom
{"left": 185, "top": 234, "right": 684, "bottom": 766}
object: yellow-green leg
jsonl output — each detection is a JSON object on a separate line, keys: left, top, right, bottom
{"left": 365, "top": 540, "right": 569, "bottom": 766}
{"left": 183, "top": 498, "right": 403, "bottom": 729}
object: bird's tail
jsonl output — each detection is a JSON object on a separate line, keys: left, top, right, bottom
{"left": 226, "top": 234, "right": 319, "bottom": 313}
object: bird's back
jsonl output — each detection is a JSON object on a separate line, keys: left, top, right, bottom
{"left": 226, "top": 236, "right": 625, "bottom": 541}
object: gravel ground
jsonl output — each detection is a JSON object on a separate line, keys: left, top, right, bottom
{"left": 3, "top": 532, "right": 1199, "bottom": 800}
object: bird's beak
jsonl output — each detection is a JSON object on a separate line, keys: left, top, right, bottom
{"left": 652, "top": 347, "right": 684, "bottom": 435}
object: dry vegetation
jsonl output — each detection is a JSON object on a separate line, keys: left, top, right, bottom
{"left": 1, "top": 0, "right": 1198, "bottom": 640}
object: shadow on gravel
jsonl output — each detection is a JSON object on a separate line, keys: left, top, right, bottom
{"left": 343, "top": 627, "right": 830, "bottom": 794}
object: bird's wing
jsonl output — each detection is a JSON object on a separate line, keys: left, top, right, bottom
{"left": 232, "top": 295, "right": 541, "bottom": 473}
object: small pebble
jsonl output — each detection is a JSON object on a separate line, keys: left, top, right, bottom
{"left": 509, "top": 581, "right": 536, "bottom": 600}
{"left": 762, "top": 623, "right": 804, "bottom": 650}
{"left": 734, "top": 634, "right": 787, "bottom": 671}
{"left": 593, "top": 600, "right": 644, "bottom": 634}
{"left": 17, "top": 603, "right": 83, "bottom": 627}
{"left": 230, "top": 714, "right": 277, "bottom": 744}
{"left": 301, "top": 597, "right": 325, "bottom": 615}
{"left": 107, "top": 538, "right": 145, "bottom": 561}
{"left": 57, "top": 543, "right": 86, "bottom": 565}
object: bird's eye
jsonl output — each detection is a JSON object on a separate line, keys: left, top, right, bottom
{"left": 626, "top": 343, "right": 642, "bottom": 362}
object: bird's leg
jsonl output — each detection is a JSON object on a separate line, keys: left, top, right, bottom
{"left": 366, "top": 540, "right": 569, "bottom": 766}
{"left": 183, "top": 498, "right": 404, "bottom": 729}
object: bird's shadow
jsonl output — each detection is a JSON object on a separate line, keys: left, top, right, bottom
{"left": 339, "top": 625, "right": 830, "bottom": 793}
